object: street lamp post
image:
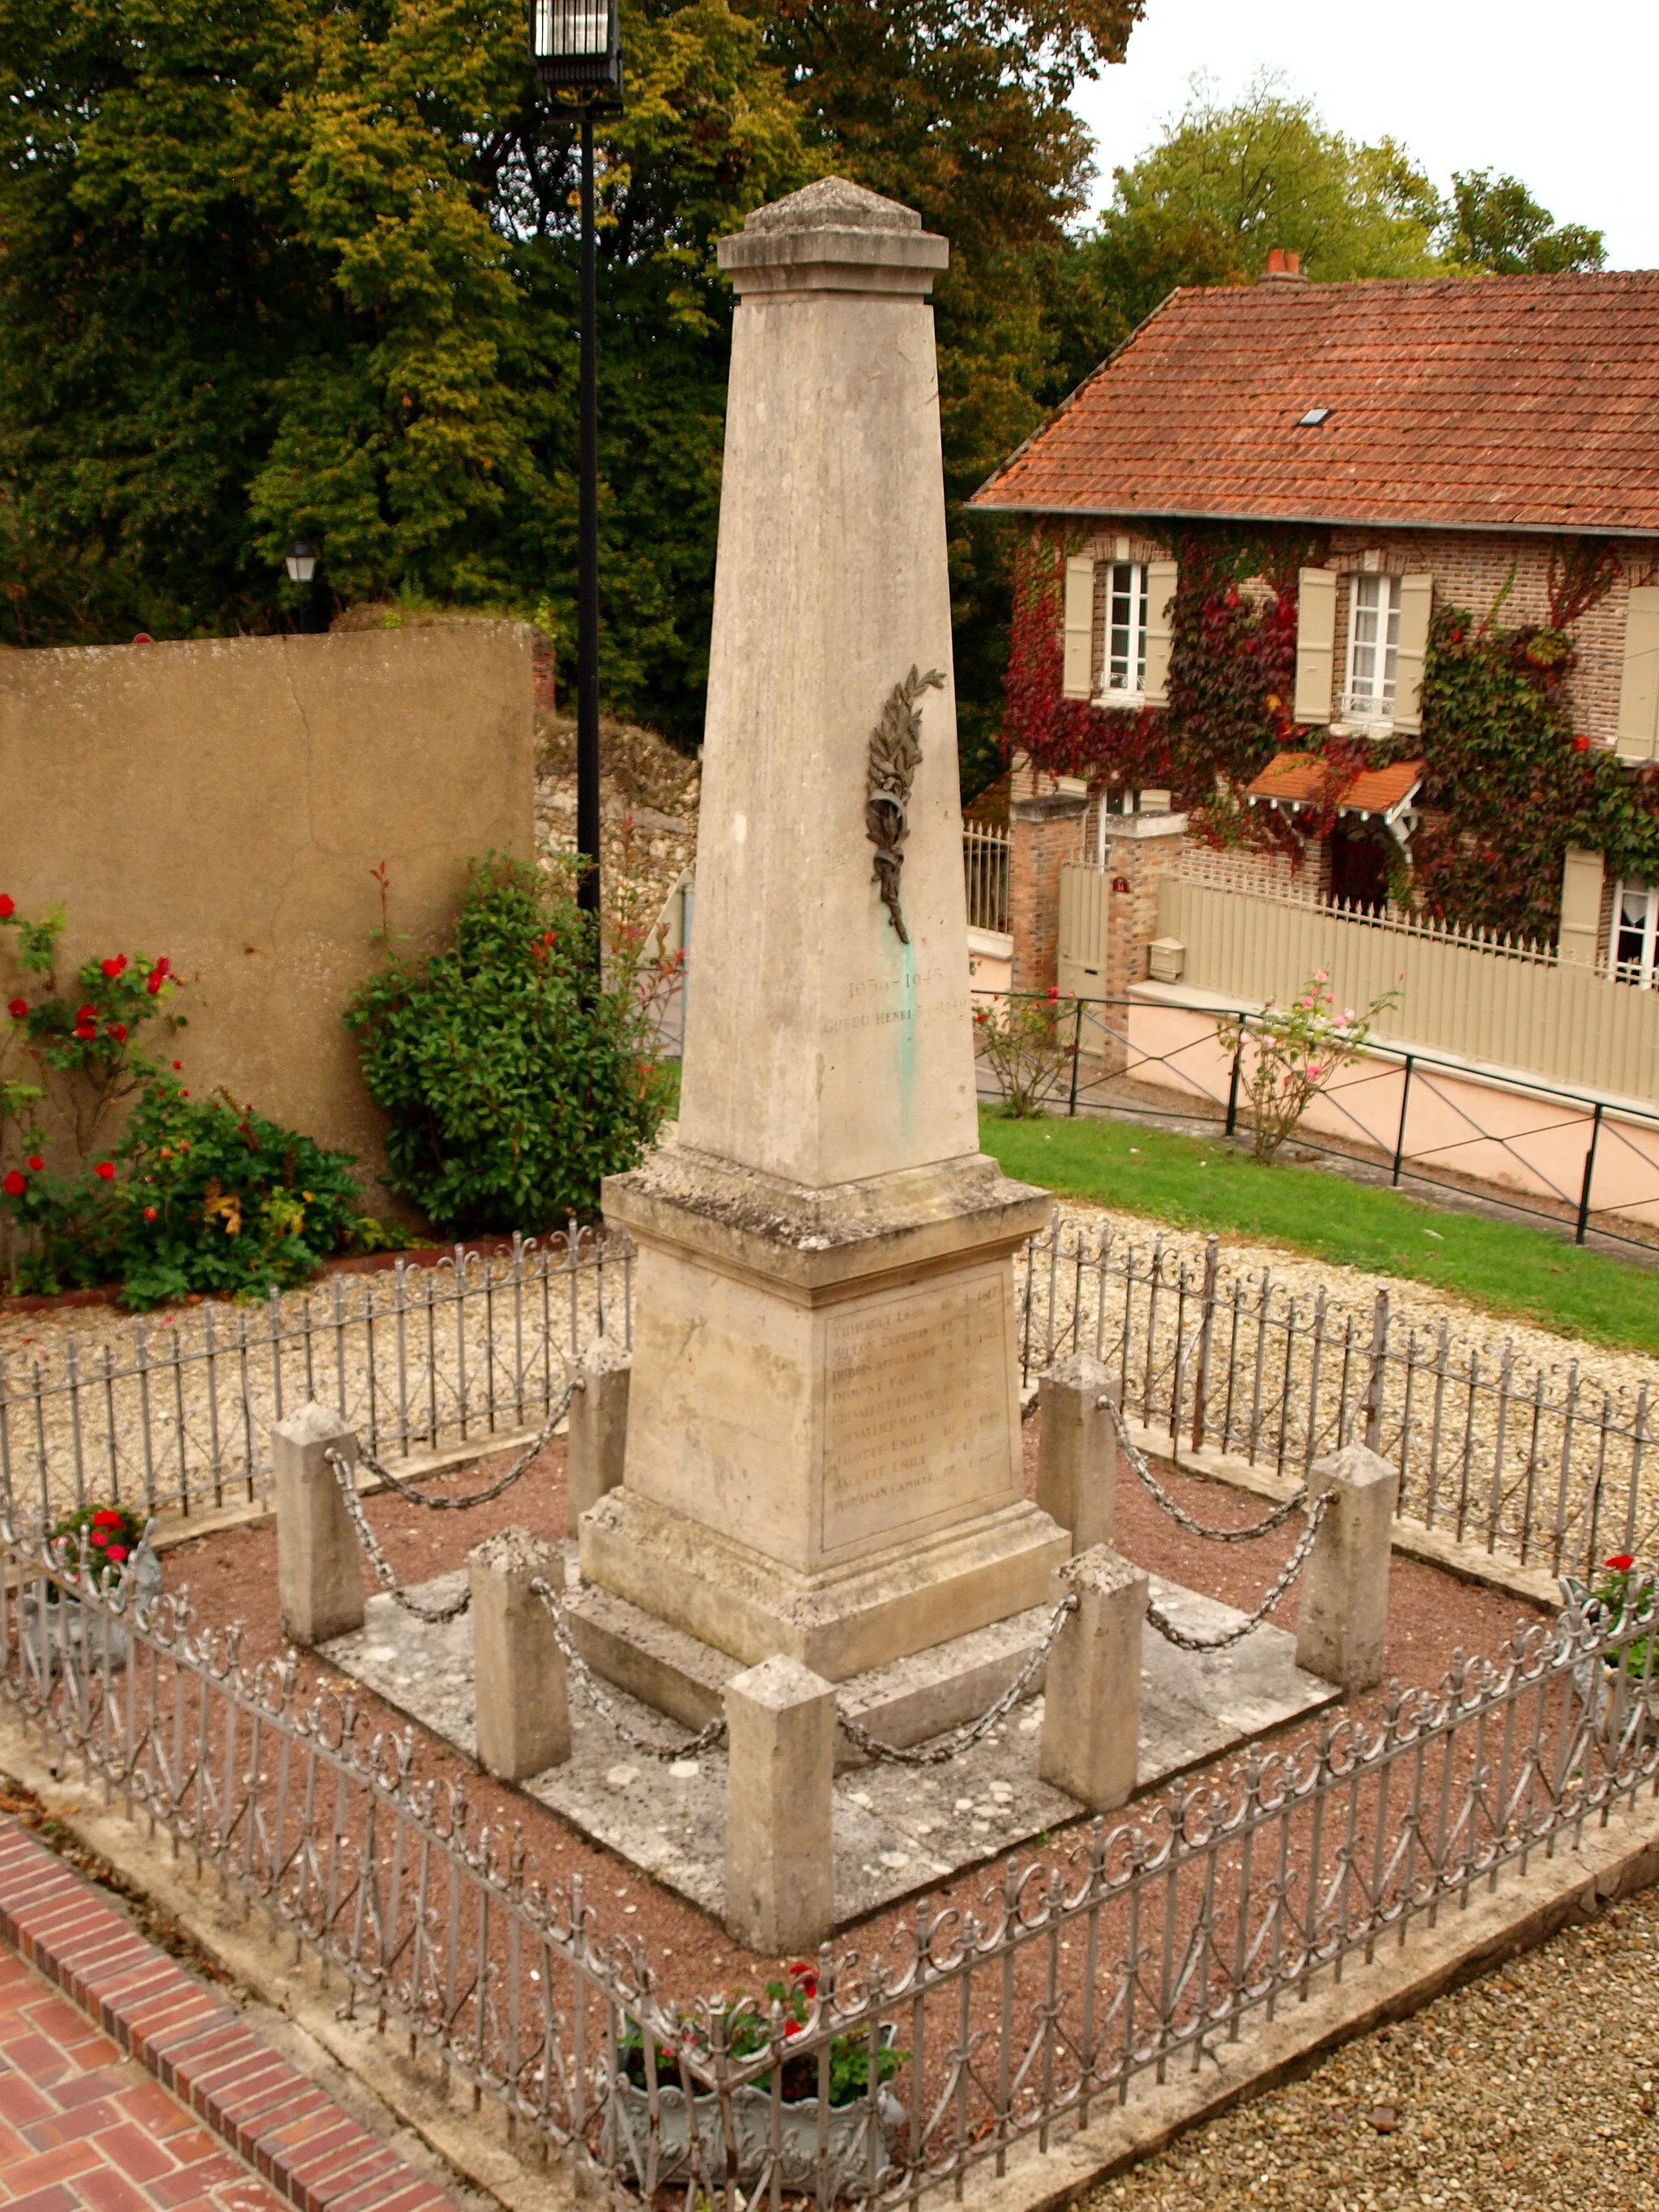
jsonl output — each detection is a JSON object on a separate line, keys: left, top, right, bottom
{"left": 531, "top": 2, "right": 623, "bottom": 948}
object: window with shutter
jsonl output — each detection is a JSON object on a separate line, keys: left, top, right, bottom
{"left": 1391, "top": 574, "right": 1433, "bottom": 735}
{"left": 1558, "top": 847, "right": 1604, "bottom": 968}
{"left": 1294, "top": 569, "right": 1337, "bottom": 726}
{"left": 1142, "top": 558, "right": 1178, "bottom": 707}
{"left": 1615, "top": 586, "right": 1659, "bottom": 762}
{"left": 1062, "top": 556, "right": 1095, "bottom": 699}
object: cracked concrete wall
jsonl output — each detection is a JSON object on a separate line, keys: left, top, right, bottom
{"left": 0, "top": 622, "right": 534, "bottom": 1217}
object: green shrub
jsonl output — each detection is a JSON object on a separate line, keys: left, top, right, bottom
{"left": 345, "top": 855, "right": 670, "bottom": 1233}
{"left": 2, "top": 1079, "right": 399, "bottom": 1306}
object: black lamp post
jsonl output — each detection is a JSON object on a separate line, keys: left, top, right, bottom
{"left": 284, "top": 542, "right": 317, "bottom": 585}
{"left": 532, "top": 2, "right": 623, "bottom": 948}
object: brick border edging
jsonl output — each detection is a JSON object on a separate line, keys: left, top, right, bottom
{"left": 0, "top": 1813, "right": 458, "bottom": 2212}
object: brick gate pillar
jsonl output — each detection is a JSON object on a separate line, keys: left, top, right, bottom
{"left": 1010, "top": 788, "right": 1088, "bottom": 993}
{"left": 1101, "top": 811, "right": 1188, "bottom": 999}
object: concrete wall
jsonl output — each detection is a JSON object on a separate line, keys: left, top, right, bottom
{"left": 0, "top": 625, "right": 535, "bottom": 1213}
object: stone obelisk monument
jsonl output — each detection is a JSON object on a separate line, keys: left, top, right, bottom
{"left": 581, "top": 177, "right": 1066, "bottom": 1681}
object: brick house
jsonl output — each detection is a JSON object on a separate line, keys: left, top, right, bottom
{"left": 970, "top": 262, "right": 1659, "bottom": 1008}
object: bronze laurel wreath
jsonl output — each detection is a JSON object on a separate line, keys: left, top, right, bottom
{"left": 865, "top": 665, "right": 945, "bottom": 943}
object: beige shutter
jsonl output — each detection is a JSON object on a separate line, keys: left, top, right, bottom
{"left": 1391, "top": 573, "right": 1433, "bottom": 734}
{"left": 1616, "top": 586, "right": 1659, "bottom": 761}
{"left": 1062, "top": 556, "right": 1095, "bottom": 700}
{"left": 1141, "top": 558, "right": 1179, "bottom": 706}
{"left": 1294, "top": 568, "right": 1337, "bottom": 726}
{"left": 1558, "top": 848, "right": 1605, "bottom": 966}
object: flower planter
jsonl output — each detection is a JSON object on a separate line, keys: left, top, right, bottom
{"left": 608, "top": 2078, "right": 906, "bottom": 2193}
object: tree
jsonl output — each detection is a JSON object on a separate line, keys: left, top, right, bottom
{"left": 1444, "top": 169, "right": 1606, "bottom": 275}
{"left": 0, "top": 1, "right": 816, "bottom": 742}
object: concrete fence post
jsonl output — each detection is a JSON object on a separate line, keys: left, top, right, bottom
{"left": 723, "top": 1655, "right": 835, "bottom": 1953}
{"left": 1294, "top": 1443, "right": 1397, "bottom": 1692}
{"left": 567, "top": 1335, "right": 632, "bottom": 1524}
{"left": 1038, "top": 1545, "right": 1147, "bottom": 1811}
{"left": 468, "top": 1528, "right": 570, "bottom": 1781}
{"left": 1035, "top": 1354, "right": 1117, "bottom": 1553}
{"left": 273, "top": 1402, "right": 365, "bottom": 1647}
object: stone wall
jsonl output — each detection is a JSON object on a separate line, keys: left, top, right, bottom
{"left": 0, "top": 624, "right": 535, "bottom": 1213}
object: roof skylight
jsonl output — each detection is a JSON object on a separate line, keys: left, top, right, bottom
{"left": 1298, "top": 407, "right": 1333, "bottom": 427}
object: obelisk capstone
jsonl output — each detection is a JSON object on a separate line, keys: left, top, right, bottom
{"left": 582, "top": 177, "right": 1066, "bottom": 1679}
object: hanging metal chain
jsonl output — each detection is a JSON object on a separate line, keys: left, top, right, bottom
{"left": 527, "top": 1575, "right": 728, "bottom": 1762}
{"left": 1100, "top": 1392, "right": 1308, "bottom": 1543}
{"left": 1144, "top": 1488, "right": 1333, "bottom": 1654}
{"left": 836, "top": 1594, "right": 1079, "bottom": 1766}
{"left": 326, "top": 1447, "right": 474, "bottom": 1624}
{"left": 349, "top": 1377, "right": 581, "bottom": 1513}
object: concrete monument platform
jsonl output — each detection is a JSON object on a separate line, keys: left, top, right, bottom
{"left": 320, "top": 1562, "right": 1337, "bottom": 1929}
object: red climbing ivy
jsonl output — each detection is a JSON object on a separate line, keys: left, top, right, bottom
{"left": 1001, "top": 522, "right": 1659, "bottom": 941}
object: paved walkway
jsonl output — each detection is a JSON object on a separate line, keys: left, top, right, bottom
{"left": 0, "top": 1942, "right": 284, "bottom": 2212}
{"left": 0, "top": 1817, "right": 462, "bottom": 2212}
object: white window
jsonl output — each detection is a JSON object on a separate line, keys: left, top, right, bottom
{"left": 1342, "top": 573, "right": 1401, "bottom": 724}
{"left": 1099, "top": 562, "right": 1149, "bottom": 699}
{"left": 1613, "top": 879, "right": 1658, "bottom": 987}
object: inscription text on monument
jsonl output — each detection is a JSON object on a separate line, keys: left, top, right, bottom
{"left": 820, "top": 1272, "right": 1014, "bottom": 1560}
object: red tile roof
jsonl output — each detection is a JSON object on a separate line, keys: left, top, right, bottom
{"left": 1244, "top": 752, "right": 1424, "bottom": 815}
{"left": 972, "top": 272, "right": 1659, "bottom": 535}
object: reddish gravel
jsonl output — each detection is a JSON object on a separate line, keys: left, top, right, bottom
{"left": 148, "top": 1413, "right": 1550, "bottom": 2006}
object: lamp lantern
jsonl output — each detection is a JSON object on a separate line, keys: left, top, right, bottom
{"left": 284, "top": 542, "right": 317, "bottom": 584}
{"left": 531, "top": 1, "right": 622, "bottom": 104}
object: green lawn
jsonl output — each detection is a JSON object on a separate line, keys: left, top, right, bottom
{"left": 979, "top": 1107, "right": 1659, "bottom": 1357}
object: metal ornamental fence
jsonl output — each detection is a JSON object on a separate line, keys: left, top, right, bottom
{"left": 3, "top": 1203, "right": 1657, "bottom": 1584}
{"left": 2, "top": 1514, "right": 1654, "bottom": 2209}
{"left": 0, "top": 1230, "right": 631, "bottom": 1525}
{"left": 1014, "top": 1217, "right": 1657, "bottom": 1583}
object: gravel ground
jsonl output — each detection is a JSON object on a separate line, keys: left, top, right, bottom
{"left": 1091, "top": 1881, "right": 1659, "bottom": 2211}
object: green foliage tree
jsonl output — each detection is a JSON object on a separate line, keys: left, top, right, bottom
{"left": 0, "top": 1, "right": 816, "bottom": 744}
{"left": 1443, "top": 168, "right": 1606, "bottom": 275}
{"left": 1049, "top": 75, "right": 1444, "bottom": 396}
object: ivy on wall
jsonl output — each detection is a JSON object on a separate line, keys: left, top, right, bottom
{"left": 1002, "top": 522, "right": 1659, "bottom": 942}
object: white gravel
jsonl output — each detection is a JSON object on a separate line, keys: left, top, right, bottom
{"left": 1091, "top": 1880, "right": 1659, "bottom": 2210}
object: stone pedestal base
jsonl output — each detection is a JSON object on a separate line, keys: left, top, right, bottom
{"left": 581, "top": 1487, "right": 1066, "bottom": 1681}
{"left": 586, "top": 1143, "right": 1067, "bottom": 1679}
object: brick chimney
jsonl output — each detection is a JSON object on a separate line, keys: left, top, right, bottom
{"left": 1262, "top": 248, "right": 1306, "bottom": 283}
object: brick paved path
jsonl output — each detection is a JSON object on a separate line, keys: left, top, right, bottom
{"left": 0, "top": 1941, "right": 285, "bottom": 2212}
{"left": 0, "top": 1817, "right": 463, "bottom": 2212}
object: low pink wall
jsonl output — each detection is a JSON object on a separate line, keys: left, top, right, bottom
{"left": 1124, "top": 994, "right": 1659, "bottom": 1233}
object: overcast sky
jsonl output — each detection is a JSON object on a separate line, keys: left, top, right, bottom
{"left": 1070, "top": 0, "right": 1658, "bottom": 269}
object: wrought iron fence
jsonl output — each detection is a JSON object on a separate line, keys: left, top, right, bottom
{"left": 3, "top": 1512, "right": 1654, "bottom": 2209}
{"left": 0, "top": 1229, "right": 631, "bottom": 1525}
{"left": 1017, "top": 1215, "right": 1657, "bottom": 1582}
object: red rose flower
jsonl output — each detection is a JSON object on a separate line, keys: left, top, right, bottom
{"left": 100, "top": 953, "right": 127, "bottom": 978}
{"left": 6, "top": 998, "right": 25, "bottom": 1020}
{"left": 104, "top": 1545, "right": 127, "bottom": 1565}
{"left": 91, "top": 1527, "right": 109, "bottom": 1546}
{"left": 171, "top": 1060, "right": 182, "bottom": 1072}
{"left": 0, "top": 894, "right": 13, "bottom": 918}
{"left": 26, "top": 1156, "right": 43, "bottom": 1171}
{"left": 76, "top": 1004, "right": 96, "bottom": 1021}
{"left": 1572, "top": 734, "right": 1591, "bottom": 752}
{"left": 75, "top": 1022, "right": 96, "bottom": 1040}
{"left": 143, "top": 1204, "right": 158, "bottom": 1221}
{"left": 147, "top": 974, "right": 164, "bottom": 995}
{"left": 2, "top": 1170, "right": 25, "bottom": 1197}
{"left": 108, "top": 1022, "right": 128, "bottom": 1042}
{"left": 1606, "top": 1553, "right": 1636, "bottom": 1572}
{"left": 94, "top": 1161, "right": 115, "bottom": 1181}
{"left": 93, "top": 1510, "right": 122, "bottom": 1527}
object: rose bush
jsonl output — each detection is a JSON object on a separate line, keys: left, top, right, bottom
{"left": 1216, "top": 970, "right": 1400, "bottom": 1162}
